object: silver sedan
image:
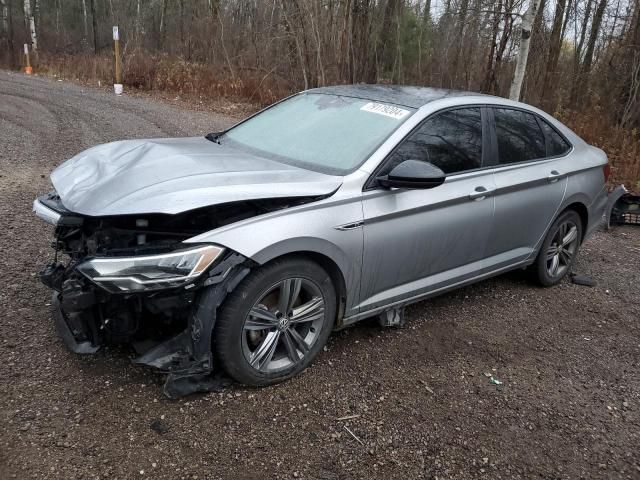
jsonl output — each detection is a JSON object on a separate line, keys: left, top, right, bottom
{"left": 34, "top": 85, "right": 608, "bottom": 395}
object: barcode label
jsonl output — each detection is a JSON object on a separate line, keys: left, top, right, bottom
{"left": 360, "top": 102, "right": 410, "bottom": 120}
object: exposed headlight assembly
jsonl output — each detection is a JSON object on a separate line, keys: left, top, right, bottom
{"left": 76, "top": 245, "right": 224, "bottom": 293}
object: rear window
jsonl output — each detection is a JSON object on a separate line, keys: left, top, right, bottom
{"left": 494, "top": 108, "right": 546, "bottom": 164}
{"left": 538, "top": 118, "right": 572, "bottom": 157}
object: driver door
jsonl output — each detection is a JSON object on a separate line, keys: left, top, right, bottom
{"left": 357, "top": 107, "right": 496, "bottom": 313}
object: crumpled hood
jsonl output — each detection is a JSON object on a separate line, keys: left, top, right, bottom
{"left": 51, "top": 137, "right": 343, "bottom": 216}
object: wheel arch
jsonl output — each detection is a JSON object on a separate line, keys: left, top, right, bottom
{"left": 560, "top": 201, "right": 589, "bottom": 242}
{"left": 256, "top": 248, "right": 349, "bottom": 326}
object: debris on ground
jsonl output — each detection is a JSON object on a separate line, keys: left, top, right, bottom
{"left": 336, "top": 414, "right": 361, "bottom": 421}
{"left": 343, "top": 425, "right": 365, "bottom": 446}
{"left": 570, "top": 273, "right": 598, "bottom": 287}
{"left": 606, "top": 185, "right": 640, "bottom": 229}
{"left": 419, "top": 379, "right": 435, "bottom": 394}
{"left": 150, "top": 419, "right": 170, "bottom": 434}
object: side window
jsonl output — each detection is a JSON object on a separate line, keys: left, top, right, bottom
{"left": 494, "top": 108, "right": 545, "bottom": 164}
{"left": 538, "top": 118, "right": 571, "bottom": 157}
{"left": 384, "top": 107, "right": 483, "bottom": 175}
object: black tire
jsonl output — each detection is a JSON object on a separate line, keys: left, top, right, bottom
{"left": 214, "top": 257, "right": 336, "bottom": 386}
{"left": 533, "top": 210, "right": 583, "bottom": 287}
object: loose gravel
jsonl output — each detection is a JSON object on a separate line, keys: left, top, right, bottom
{"left": 1, "top": 71, "right": 639, "bottom": 480}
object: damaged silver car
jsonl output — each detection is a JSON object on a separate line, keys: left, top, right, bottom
{"left": 34, "top": 85, "right": 609, "bottom": 397}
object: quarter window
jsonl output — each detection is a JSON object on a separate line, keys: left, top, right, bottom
{"left": 538, "top": 119, "right": 571, "bottom": 156}
{"left": 383, "top": 107, "right": 483, "bottom": 175}
{"left": 494, "top": 108, "right": 545, "bottom": 164}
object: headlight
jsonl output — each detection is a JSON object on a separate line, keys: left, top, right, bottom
{"left": 76, "top": 245, "right": 224, "bottom": 293}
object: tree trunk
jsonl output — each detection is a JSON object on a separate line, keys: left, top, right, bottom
{"left": 570, "top": 0, "right": 608, "bottom": 104}
{"left": 23, "top": 0, "right": 37, "bottom": 51}
{"left": 379, "top": 0, "right": 400, "bottom": 76}
{"left": 91, "top": 0, "right": 98, "bottom": 54}
{"left": 560, "top": 0, "right": 573, "bottom": 40}
{"left": 509, "top": 0, "right": 542, "bottom": 100}
{"left": 159, "top": 0, "right": 167, "bottom": 48}
{"left": 492, "top": 0, "right": 515, "bottom": 94}
{"left": 81, "top": 0, "right": 88, "bottom": 42}
{"left": 179, "top": 0, "right": 184, "bottom": 50}
{"left": 532, "top": 0, "right": 546, "bottom": 37}
{"left": 1, "top": 0, "right": 8, "bottom": 35}
{"left": 422, "top": 0, "right": 431, "bottom": 25}
{"left": 8, "top": 0, "right": 15, "bottom": 64}
{"left": 481, "top": 0, "right": 502, "bottom": 93}
{"left": 540, "top": 0, "right": 567, "bottom": 107}
{"left": 451, "top": 0, "right": 470, "bottom": 86}
{"left": 136, "top": 0, "right": 141, "bottom": 37}
{"left": 581, "top": 0, "right": 607, "bottom": 76}
{"left": 55, "top": 0, "right": 61, "bottom": 34}
{"left": 575, "top": 0, "right": 593, "bottom": 62}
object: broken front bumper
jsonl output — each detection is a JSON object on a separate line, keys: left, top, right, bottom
{"left": 45, "top": 253, "right": 250, "bottom": 398}
{"left": 52, "top": 293, "right": 100, "bottom": 354}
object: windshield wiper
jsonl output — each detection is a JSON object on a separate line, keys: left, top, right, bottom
{"left": 205, "top": 132, "right": 223, "bottom": 144}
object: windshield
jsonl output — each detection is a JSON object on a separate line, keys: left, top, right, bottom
{"left": 223, "top": 93, "right": 415, "bottom": 175}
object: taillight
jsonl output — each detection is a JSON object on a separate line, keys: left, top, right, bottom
{"left": 603, "top": 163, "right": 611, "bottom": 182}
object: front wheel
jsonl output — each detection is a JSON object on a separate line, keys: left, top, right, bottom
{"left": 533, "top": 210, "right": 583, "bottom": 287}
{"left": 213, "top": 257, "right": 336, "bottom": 386}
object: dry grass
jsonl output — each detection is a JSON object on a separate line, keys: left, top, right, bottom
{"left": 11, "top": 51, "right": 640, "bottom": 191}
{"left": 560, "top": 108, "right": 640, "bottom": 191}
{"left": 36, "top": 51, "right": 290, "bottom": 106}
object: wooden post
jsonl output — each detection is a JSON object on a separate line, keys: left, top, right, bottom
{"left": 24, "top": 44, "right": 32, "bottom": 74}
{"left": 113, "top": 26, "right": 123, "bottom": 94}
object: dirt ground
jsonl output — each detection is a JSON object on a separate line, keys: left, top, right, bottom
{"left": 1, "top": 71, "right": 639, "bottom": 480}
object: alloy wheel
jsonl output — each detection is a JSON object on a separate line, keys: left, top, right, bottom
{"left": 545, "top": 220, "right": 579, "bottom": 278}
{"left": 241, "top": 277, "right": 326, "bottom": 373}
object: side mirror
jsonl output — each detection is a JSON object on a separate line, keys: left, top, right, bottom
{"left": 377, "top": 160, "right": 446, "bottom": 189}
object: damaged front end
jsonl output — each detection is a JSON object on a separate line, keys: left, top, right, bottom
{"left": 34, "top": 192, "right": 319, "bottom": 397}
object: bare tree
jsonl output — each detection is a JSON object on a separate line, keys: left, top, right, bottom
{"left": 509, "top": 0, "right": 542, "bottom": 100}
{"left": 81, "top": 0, "right": 88, "bottom": 42}
{"left": 5, "top": 0, "right": 640, "bottom": 135}
{"left": 1, "top": 0, "right": 8, "bottom": 35}
{"left": 91, "top": 0, "right": 98, "bottom": 54}
{"left": 571, "top": 0, "right": 608, "bottom": 104}
{"left": 541, "top": 0, "right": 568, "bottom": 107}
{"left": 575, "top": 0, "right": 594, "bottom": 63}
{"left": 23, "top": 0, "right": 37, "bottom": 50}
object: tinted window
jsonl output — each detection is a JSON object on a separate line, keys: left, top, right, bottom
{"left": 539, "top": 119, "right": 571, "bottom": 156}
{"left": 494, "top": 108, "right": 545, "bottom": 164}
{"left": 384, "top": 108, "right": 483, "bottom": 175}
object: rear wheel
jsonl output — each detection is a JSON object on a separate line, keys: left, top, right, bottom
{"left": 214, "top": 257, "right": 336, "bottom": 386}
{"left": 533, "top": 210, "right": 582, "bottom": 287}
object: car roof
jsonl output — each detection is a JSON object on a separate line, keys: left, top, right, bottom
{"left": 306, "top": 84, "right": 495, "bottom": 109}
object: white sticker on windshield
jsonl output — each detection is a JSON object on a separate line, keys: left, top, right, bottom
{"left": 360, "top": 102, "right": 410, "bottom": 120}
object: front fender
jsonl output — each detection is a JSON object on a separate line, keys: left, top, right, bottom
{"left": 184, "top": 197, "right": 364, "bottom": 315}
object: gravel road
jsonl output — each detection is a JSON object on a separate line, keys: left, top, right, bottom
{"left": 1, "top": 71, "right": 639, "bottom": 480}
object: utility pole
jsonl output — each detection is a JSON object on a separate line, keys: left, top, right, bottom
{"left": 113, "top": 26, "right": 122, "bottom": 94}
{"left": 24, "top": 43, "right": 32, "bottom": 74}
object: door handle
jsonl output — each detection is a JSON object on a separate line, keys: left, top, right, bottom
{"left": 469, "top": 186, "right": 493, "bottom": 201}
{"left": 547, "top": 170, "right": 562, "bottom": 183}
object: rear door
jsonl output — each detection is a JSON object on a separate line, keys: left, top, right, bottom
{"left": 485, "top": 107, "right": 571, "bottom": 266}
{"left": 358, "top": 107, "right": 496, "bottom": 313}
